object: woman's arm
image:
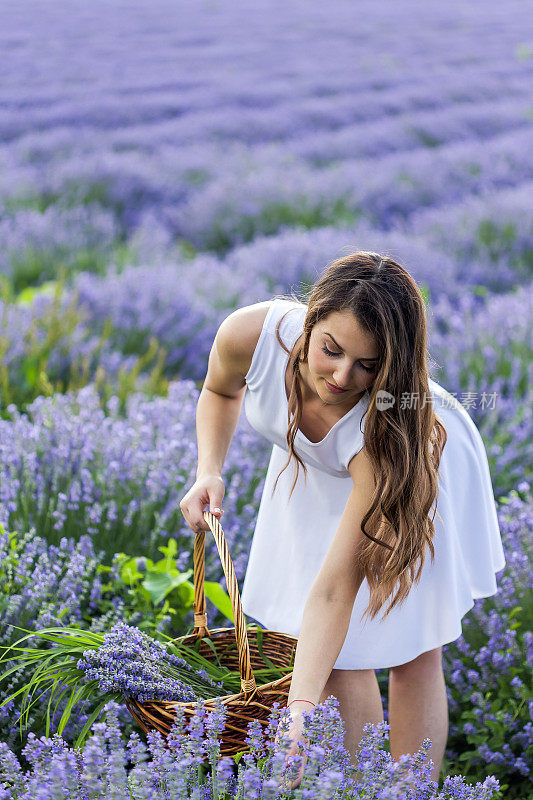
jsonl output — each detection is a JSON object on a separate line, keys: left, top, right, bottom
{"left": 181, "top": 304, "right": 271, "bottom": 532}
{"left": 195, "top": 314, "right": 248, "bottom": 480}
{"left": 287, "top": 446, "right": 377, "bottom": 708}
{"left": 195, "top": 303, "right": 271, "bottom": 479}
{"left": 195, "top": 387, "right": 245, "bottom": 480}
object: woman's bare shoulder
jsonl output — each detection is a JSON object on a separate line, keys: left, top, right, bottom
{"left": 208, "top": 301, "right": 273, "bottom": 392}
{"left": 227, "top": 301, "right": 273, "bottom": 369}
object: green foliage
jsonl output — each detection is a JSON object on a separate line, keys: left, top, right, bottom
{"left": 418, "top": 282, "right": 431, "bottom": 305}
{"left": 0, "top": 526, "right": 128, "bottom": 753}
{"left": 8, "top": 245, "right": 112, "bottom": 294}
{"left": 477, "top": 219, "right": 517, "bottom": 259}
{"left": 0, "top": 272, "right": 168, "bottom": 418}
{"left": 3, "top": 193, "right": 60, "bottom": 214}
{"left": 183, "top": 168, "right": 210, "bottom": 186}
{"left": 443, "top": 603, "right": 532, "bottom": 798}
{"left": 15, "top": 280, "right": 58, "bottom": 306}
{"left": 106, "top": 537, "right": 234, "bottom": 633}
{"left": 475, "top": 219, "right": 533, "bottom": 279}
{"left": 471, "top": 284, "right": 489, "bottom": 298}
{"left": 177, "top": 238, "right": 199, "bottom": 260}
{"left": 109, "top": 241, "right": 140, "bottom": 271}
{"left": 456, "top": 337, "right": 529, "bottom": 400}
{"left": 413, "top": 129, "right": 441, "bottom": 148}
{"left": 94, "top": 333, "right": 169, "bottom": 416}
{"left": 0, "top": 526, "right": 238, "bottom": 752}
{"left": 440, "top": 494, "right": 533, "bottom": 798}
{"left": 466, "top": 163, "right": 482, "bottom": 177}
{"left": 515, "top": 43, "right": 533, "bottom": 61}
{"left": 0, "top": 627, "right": 117, "bottom": 747}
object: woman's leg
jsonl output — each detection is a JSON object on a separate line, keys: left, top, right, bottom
{"left": 388, "top": 646, "right": 448, "bottom": 784}
{"left": 319, "top": 668, "right": 384, "bottom": 765}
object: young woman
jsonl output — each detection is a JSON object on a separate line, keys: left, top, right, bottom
{"left": 179, "top": 252, "right": 505, "bottom": 786}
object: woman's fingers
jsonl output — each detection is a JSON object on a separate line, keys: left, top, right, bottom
{"left": 279, "top": 752, "right": 306, "bottom": 791}
{"left": 274, "top": 714, "right": 308, "bottom": 790}
{"left": 179, "top": 476, "right": 226, "bottom": 532}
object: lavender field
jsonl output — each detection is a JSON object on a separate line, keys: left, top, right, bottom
{"left": 0, "top": 0, "right": 531, "bottom": 797}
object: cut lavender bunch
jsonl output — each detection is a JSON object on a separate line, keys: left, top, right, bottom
{"left": 75, "top": 621, "right": 225, "bottom": 703}
{"left": 0, "top": 622, "right": 225, "bottom": 747}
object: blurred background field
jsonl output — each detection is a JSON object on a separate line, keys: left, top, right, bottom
{"left": 0, "top": 0, "right": 531, "bottom": 794}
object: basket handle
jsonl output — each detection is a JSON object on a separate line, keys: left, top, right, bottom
{"left": 192, "top": 510, "right": 256, "bottom": 698}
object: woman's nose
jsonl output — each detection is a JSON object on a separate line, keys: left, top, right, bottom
{"left": 333, "top": 363, "right": 354, "bottom": 387}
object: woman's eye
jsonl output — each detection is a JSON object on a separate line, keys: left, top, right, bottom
{"left": 322, "top": 344, "right": 376, "bottom": 372}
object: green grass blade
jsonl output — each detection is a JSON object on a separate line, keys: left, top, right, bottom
{"left": 46, "top": 672, "right": 85, "bottom": 738}
{"left": 17, "top": 630, "right": 102, "bottom": 649}
{"left": 0, "top": 659, "right": 41, "bottom": 694}
{"left": 0, "top": 631, "right": 101, "bottom": 676}
{"left": 16, "top": 682, "right": 56, "bottom": 744}
{"left": 5, "top": 626, "right": 103, "bottom": 651}
{"left": 0, "top": 679, "right": 42, "bottom": 710}
{"left": 57, "top": 683, "right": 90, "bottom": 738}
{"left": 190, "top": 636, "right": 224, "bottom": 670}
{"left": 74, "top": 693, "right": 121, "bottom": 750}
{"left": 17, "top": 657, "right": 82, "bottom": 732}
{"left": 21, "top": 672, "right": 73, "bottom": 735}
{"left": 255, "top": 628, "right": 284, "bottom": 676}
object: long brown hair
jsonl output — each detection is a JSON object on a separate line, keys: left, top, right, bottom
{"left": 271, "top": 251, "right": 447, "bottom": 623}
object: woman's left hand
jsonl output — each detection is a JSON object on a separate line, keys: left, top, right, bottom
{"left": 274, "top": 707, "right": 310, "bottom": 790}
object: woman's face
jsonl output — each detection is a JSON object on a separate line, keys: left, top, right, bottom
{"left": 304, "top": 310, "right": 379, "bottom": 405}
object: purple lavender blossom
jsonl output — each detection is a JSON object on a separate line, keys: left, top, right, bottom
{"left": 0, "top": 697, "right": 503, "bottom": 798}
{"left": 76, "top": 622, "right": 222, "bottom": 703}
{"left": 442, "top": 491, "right": 533, "bottom": 787}
{"left": 0, "top": 380, "right": 269, "bottom": 574}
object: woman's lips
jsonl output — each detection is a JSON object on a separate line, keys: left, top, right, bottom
{"left": 325, "top": 379, "right": 347, "bottom": 393}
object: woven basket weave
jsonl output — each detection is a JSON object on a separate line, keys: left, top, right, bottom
{"left": 125, "top": 510, "right": 298, "bottom": 756}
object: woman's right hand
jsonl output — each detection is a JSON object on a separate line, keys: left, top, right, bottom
{"left": 275, "top": 708, "right": 309, "bottom": 791}
{"left": 179, "top": 474, "right": 225, "bottom": 533}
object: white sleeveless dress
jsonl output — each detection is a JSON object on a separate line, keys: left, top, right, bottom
{"left": 240, "top": 298, "right": 506, "bottom": 670}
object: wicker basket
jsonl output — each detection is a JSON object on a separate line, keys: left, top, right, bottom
{"left": 125, "top": 510, "right": 298, "bottom": 756}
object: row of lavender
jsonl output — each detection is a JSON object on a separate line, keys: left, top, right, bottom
{"left": 2, "top": 0, "right": 531, "bottom": 142}
{"left": 1, "top": 179, "right": 532, "bottom": 295}
{"left": 1, "top": 1, "right": 532, "bottom": 286}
